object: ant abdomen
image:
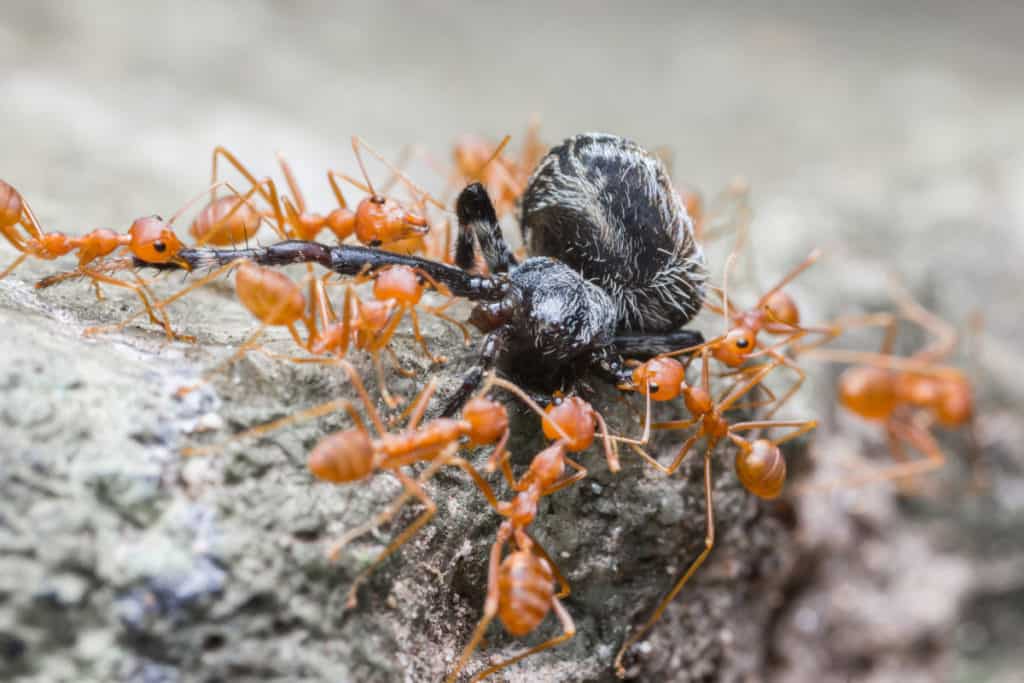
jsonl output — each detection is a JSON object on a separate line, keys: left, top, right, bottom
{"left": 521, "top": 133, "right": 706, "bottom": 332}
{"left": 234, "top": 261, "right": 305, "bottom": 325}
{"left": 308, "top": 429, "right": 375, "bottom": 483}
{"left": 838, "top": 365, "right": 898, "bottom": 420}
{"left": 498, "top": 551, "right": 555, "bottom": 637}
{"left": 735, "top": 439, "right": 786, "bottom": 500}
{"left": 0, "top": 180, "right": 23, "bottom": 226}
{"left": 191, "top": 196, "right": 261, "bottom": 246}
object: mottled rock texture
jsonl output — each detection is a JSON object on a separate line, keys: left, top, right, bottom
{"left": 2, "top": 2, "right": 1023, "bottom": 682}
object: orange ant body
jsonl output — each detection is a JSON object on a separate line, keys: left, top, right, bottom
{"left": 800, "top": 283, "right": 976, "bottom": 491}
{"left": 206, "top": 137, "right": 436, "bottom": 250}
{"left": 0, "top": 180, "right": 206, "bottom": 339}
{"left": 613, "top": 350, "right": 816, "bottom": 676}
{"left": 183, "top": 363, "right": 512, "bottom": 609}
{"left": 446, "top": 382, "right": 600, "bottom": 682}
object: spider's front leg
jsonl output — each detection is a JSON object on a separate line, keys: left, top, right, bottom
{"left": 455, "top": 182, "right": 518, "bottom": 274}
{"left": 442, "top": 326, "right": 511, "bottom": 416}
{"left": 612, "top": 329, "right": 705, "bottom": 359}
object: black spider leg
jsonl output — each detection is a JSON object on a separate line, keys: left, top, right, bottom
{"left": 442, "top": 184, "right": 521, "bottom": 416}
{"left": 612, "top": 329, "right": 705, "bottom": 359}
{"left": 442, "top": 325, "right": 511, "bottom": 417}
{"left": 139, "top": 240, "right": 506, "bottom": 301}
{"left": 455, "top": 183, "right": 518, "bottom": 273}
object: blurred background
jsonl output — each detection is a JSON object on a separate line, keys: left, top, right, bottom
{"left": 2, "top": 1, "right": 1023, "bottom": 682}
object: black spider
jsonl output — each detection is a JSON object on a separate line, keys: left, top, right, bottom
{"left": 142, "top": 133, "right": 708, "bottom": 415}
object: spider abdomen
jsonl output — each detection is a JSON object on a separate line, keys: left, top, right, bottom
{"left": 521, "top": 133, "right": 707, "bottom": 333}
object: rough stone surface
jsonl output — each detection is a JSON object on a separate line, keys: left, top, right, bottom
{"left": 2, "top": 2, "right": 1024, "bottom": 683}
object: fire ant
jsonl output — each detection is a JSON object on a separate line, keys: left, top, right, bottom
{"left": 797, "top": 282, "right": 975, "bottom": 492}
{"left": 446, "top": 379, "right": 605, "bottom": 682}
{"left": 0, "top": 179, "right": 228, "bottom": 340}
{"left": 184, "top": 362, "right": 515, "bottom": 609}
{"left": 206, "top": 137, "right": 439, "bottom": 250}
{"left": 659, "top": 246, "right": 835, "bottom": 420}
{"left": 613, "top": 350, "right": 816, "bottom": 676}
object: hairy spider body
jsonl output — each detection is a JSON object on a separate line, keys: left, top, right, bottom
{"left": 131, "top": 133, "right": 705, "bottom": 413}
{"left": 522, "top": 133, "right": 706, "bottom": 332}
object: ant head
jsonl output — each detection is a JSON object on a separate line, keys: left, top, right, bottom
{"left": 935, "top": 374, "right": 974, "bottom": 427}
{"left": 761, "top": 290, "right": 800, "bottom": 327}
{"left": 308, "top": 428, "right": 374, "bottom": 483}
{"left": 631, "top": 357, "right": 685, "bottom": 401}
{"left": 354, "top": 196, "right": 429, "bottom": 246}
{"left": 190, "top": 196, "right": 261, "bottom": 246}
{"left": 714, "top": 328, "right": 757, "bottom": 367}
{"left": 837, "top": 365, "right": 897, "bottom": 420}
{"left": 462, "top": 396, "right": 509, "bottom": 445}
{"left": 0, "top": 180, "right": 23, "bottom": 226}
{"left": 542, "top": 396, "right": 596, "bottom": 452}
{"left": 373, "top": 265, "right": 425, "bottom": 305}
{"left": 735, "top": 438, "right": 786, "bottom": 499}
{"left": 129, "top": 216, "right": 184, "bottom": 263}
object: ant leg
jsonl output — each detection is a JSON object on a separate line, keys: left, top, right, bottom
{"left": 454, "top": 183, "right": 518, "bottom": 273}
{"left": 754, "top": 248, "right": 823, "bottom": 308}
{"left": 794, "top": 419, "right": 944, "bottom": 495}
{"left": 470, "top": 597, "right": 575, "bottom": 682}
{"left": 442, "top": 326, "right": 511, "bottom": 417}
{"left": 79, "top": 268, "right": 191, "bottom": 341}
{"left": 887, "top": 278, "right": 958, "bottom": 362}
{"left": 84, "top": 260, "right": 242, "bottom": 337}
{"left": 446, "top": 523, "right": 513, "bottom": 683}
{"left": 729, "top": 419, "right": 818, "bottom": 445}
{"left": 342, "top": 464, "right": 443, "bottom": 609}
{"left": 181, "top": 397, "right": 358, "bottom": 458}
{"left": 0, "top": 253, "right": 29, "bottom": 279}
{"left": 389, "top": 378, "right": 438, "bottom": 430}
{"left": 541, "top": 453, "right": 588, "bottom": 494}
{"left": 211, "top": 146, "right": 286, "bottom": 231}
{"left": 615, "top": 442, "right": 716, "bottom": 677}
{"left": 407, "top": 307, "right": 447, "bottom": 363}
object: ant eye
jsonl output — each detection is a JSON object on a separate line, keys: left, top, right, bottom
{"left": 736, "top": 338, "right": 750, "bottom": 349}
{"left": 153, "top": 240, "right": 167, "bottom": 253}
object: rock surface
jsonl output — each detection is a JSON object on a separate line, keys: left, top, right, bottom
{"left": 2, "top": 2, "right": 1024, "bottom": 682}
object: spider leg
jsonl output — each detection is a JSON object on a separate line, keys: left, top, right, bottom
{"left": 454, "top": 182, "right": 518, "bottom": 274}
{"left": 612, "top": 329, "right": 706, "bottom": 359}
{"left": 442, "top": 325, "right": 511, "bottom": 416}
{"left": 142, "top": 240, "right": 507, "bottom": 301}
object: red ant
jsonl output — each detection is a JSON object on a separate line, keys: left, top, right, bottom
{"left": 797, "top": 282, "right": 975, "bottom": 492}
{"left": 446, "top": 379, "right": 606, "bottom": 682}
{"left": 205, "top": 137, "right": 439, "bottom": 250}
{"left": 185, "top": 363, "right": 514, "bottom": 610}
{"left": 0, "top": 179, "right": 232, "bottom": 340}
{"left": 613, "top": 350, "right": 816, "bottom": 676}
{"left": 661, "top": 246, "right": 838, "bottom": 419}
